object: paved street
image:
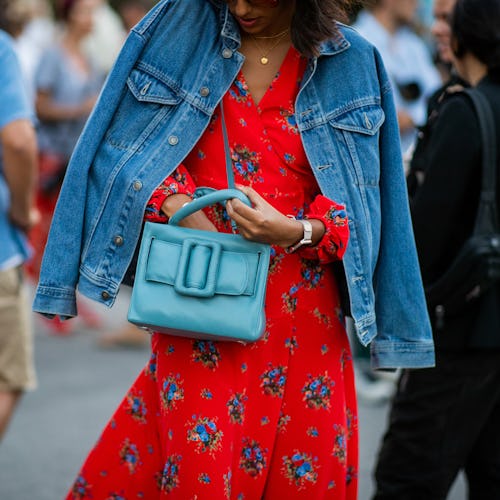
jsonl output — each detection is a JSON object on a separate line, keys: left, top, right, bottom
{"left": 0, "top": 292, "right": 465, "bottom": 500}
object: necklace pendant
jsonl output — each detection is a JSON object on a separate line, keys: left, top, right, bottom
{"left": 260, "top": 56, "right": 269, "bottom": 65}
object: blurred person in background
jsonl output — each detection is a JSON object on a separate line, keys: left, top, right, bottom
{"left": 0, "top": 17, "right": 38, "bottom": 441}
{"left": 374, "top": 0, "right": 500, "bottom": 497}
{"left": 354, "top": 0, "right": 441, "bottom": 154}
{"left": 407, "top": 0, "right": 465, "bottom": 198}
{"left": 84, "top": 0, "right": 126, "bottom": 74}
{"left": 351, "top": 0, "right": 442, "bottom": 405}
{"left": 114, "top": 0, "right": 154, "bottom": 31}
{"left": 10, "top": 0, "right": 56, "bottom": 104}
{"left": 95, "top": 0, "right": 155, "bottom": 349}
{"left": 0, "top": 0, "right": 37, "bottom": 102}
{"left": 28, "top": 0, "right": 105, "bottom": 334}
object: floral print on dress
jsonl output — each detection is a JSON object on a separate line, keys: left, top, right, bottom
{"left": 260, "top": 363, "right": 287, "bottom": 398}
{"left": 282, "top": 451, "right": 319, "bottom": 490}
{"left": 71, "top": 476, "right": 91, "bottom": 499}
{"left": 239, "top": 438, "right": 268, "bottom": 477}
{"left": 186, "top": 415, "right": 223, "bottom": 456}
{"left": 67, "top": 46, "right": 357, "bottom": 500}
{"left": 126, "top": 391, "right": 148, "bottom": 424}
{"left": 192, "top": 340, "right": 222, "bottom": 370}
{"left": 231, "top": 144, "right": 263, "bottom": 183}
{"left": 156, "top": 455, "right": 182, "bottom": 493}
{"left": 227, "top": 391, "right": 248, "bottom": 425}
{"left": 277, "top": 104, "right": 300, "bottom": 135}
{"left": 119, "top": 439, "right": 141, "bottom": 474}
{"left": 160, "top": 373, "right": 184, "bottom": 412}
{"left": 333, "top": 424, "right": 347, "bottom": 465}
{"left": 302, "top": 372, "right": 335, "bottom": 410}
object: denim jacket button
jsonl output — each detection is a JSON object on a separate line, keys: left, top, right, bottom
{"left": 199, "top": 86, "right": 210, "bottom": 97}
{"left": 114, "top": 235, "right": 124, "bottom": 246}
{"left": 222, "top": 48, "right": 233, "bottom": 59}
{"left": 133, "top": 180, "right": 143, "bottom": 191}
{"left": 101, "top": 291, "right": 110, "bottom": 300}
{"left": 168, "top": 135, "right": 179, "bottom": 145}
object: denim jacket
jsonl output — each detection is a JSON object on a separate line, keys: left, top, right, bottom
{"left": 33, "top": 0, "right": 434, "bottom": 369}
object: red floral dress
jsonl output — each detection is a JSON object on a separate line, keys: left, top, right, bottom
{"left": 68, "top": 48, "right": 358, "bottom": 499}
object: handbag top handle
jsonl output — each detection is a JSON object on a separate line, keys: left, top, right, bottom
{"left": 464, "top": 88, "right": 499, "bottom": 235}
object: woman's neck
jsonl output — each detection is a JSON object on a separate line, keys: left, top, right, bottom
{"left": 458, "top": 52, "right": 488, "bottom": 86}
{"left": 62, "top": 29, "right": 86, "bottom": 52}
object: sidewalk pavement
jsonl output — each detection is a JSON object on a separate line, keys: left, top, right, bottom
{"left": 0, "top": 291, "right": 465, "bottom": 499}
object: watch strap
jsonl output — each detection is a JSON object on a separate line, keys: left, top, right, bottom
{"left": 287, "top": 218, "right": 313, "bottom": 252}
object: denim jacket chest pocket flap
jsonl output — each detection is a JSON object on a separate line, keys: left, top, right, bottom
{"left": 328, "top": 103, "right": 385, "bottom": 186}
{"left": 328, "top": 102, "right": 385, "bottom": 134}
{"left": 105, "top": 67, "right": 182, "bottom": 151}
{"left": 127, "top": 67, "right": 181, "bottom": 105}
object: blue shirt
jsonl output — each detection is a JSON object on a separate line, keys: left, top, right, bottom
{"left": 0, "top": 30, "right": 33, "bottom": 270}
{"left": 35, "top": 44, "right": 104, "bottom": 161}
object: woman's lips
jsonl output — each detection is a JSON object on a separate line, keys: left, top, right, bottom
{"left": 237, "top": 17, "right": 258, "bottom": 28}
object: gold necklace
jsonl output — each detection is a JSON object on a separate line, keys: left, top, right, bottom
{"left": 253, "top": 28, "right": 289, "bottom": 40}
{"left": 251, "top": 30, "right": 289, "bottom": 65}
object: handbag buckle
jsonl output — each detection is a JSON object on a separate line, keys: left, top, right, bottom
{"left": 174, "top": 238, "right": 222, "bottom": 297}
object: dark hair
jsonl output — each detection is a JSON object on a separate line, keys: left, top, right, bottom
{"left": 57, "top": 0, "right": 80, "bottom": 21}
{"left": 291, "top": 0, "right": 366, "bottom": 58}
{"left": 452, "top": 0, "right": 500, "bottom": 74}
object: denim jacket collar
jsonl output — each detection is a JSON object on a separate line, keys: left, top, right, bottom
{"left": 219, "top": 4, "right": 241, "bottom": 49}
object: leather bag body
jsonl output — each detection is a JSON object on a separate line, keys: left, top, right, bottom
{"left": 127, "top": 189, "right": 271, "bottom": 342}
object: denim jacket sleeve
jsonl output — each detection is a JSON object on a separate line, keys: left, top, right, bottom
{"left": 32, "top": 2, "right": 170, "bottom": 318}
{"left": 370, "top": 48, "right": 435, "bottom": 369}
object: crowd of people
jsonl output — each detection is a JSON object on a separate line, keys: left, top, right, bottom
{"left": 0, "top": 0, "right": 499, "bottom": 498}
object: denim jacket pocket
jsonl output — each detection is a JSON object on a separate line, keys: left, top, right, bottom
{"left": 328, "top": 103, "right": 385, "bottom": 186}
{"left": 104, "top": 67, "right": 181, "bottom": 151}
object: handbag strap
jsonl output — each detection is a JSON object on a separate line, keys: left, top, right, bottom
{"left": 219, "top": 100, "right": 235, "bottom": 189}
{"left": 464, "top": 88, "right": 499, "bottom": 235}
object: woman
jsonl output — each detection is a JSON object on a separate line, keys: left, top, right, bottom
{"left": 32, "top": 0, "right": 434, "bottom": 497}
{"left": 27, "top": 0, "right": 104, "bottom": 333}
{"left": 374, "top": 0, "right": 500, "bottom": 497}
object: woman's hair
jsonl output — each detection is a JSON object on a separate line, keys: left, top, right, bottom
{"left": 291, "top": 0, "right": 366, "bottom": 58}
{"left": 452, "top": 0, "right": 500, "bottom": 74}
{"left": 0, "top": 0, "right": 32, "bottom": 36}
{"left": 57, "top": 0, "right": 79, "bottom": 21}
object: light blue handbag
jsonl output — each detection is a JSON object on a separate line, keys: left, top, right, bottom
{"left": 127, "top": 104, "right": 271, "bottom": 342}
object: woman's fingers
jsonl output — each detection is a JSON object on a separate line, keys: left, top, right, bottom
{"left": 235, "top": 184, "right": 264, "bottom": 208}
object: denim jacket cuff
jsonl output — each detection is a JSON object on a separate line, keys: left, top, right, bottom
{"left": 32, "top": 285, "right": 77, "bottom": 319}
{"left": 370, "top": 341, "right": 436, "bottom": 370}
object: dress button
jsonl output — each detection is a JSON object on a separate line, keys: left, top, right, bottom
{"left": 222, "top": 48, "right": 233, "bottom": 59}
{"left": 114, "top": 235, "right": 124, "bottom": 246}
{"left": 133, "top": 180, "right": 143, "bottom": 191}
{"left": 101, "top": 291, "right": 110, "bottom": 300}
{"left": 200, "top": 86, "right": 210, "bottom": 97}
{"left": 168, "top": 135, "right": 179, "bottom": 146}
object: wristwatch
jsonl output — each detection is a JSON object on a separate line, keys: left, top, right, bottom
{"left": 287, "top": 218, "right": 313, "bottom": 252}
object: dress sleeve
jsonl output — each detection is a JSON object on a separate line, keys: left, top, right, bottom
{"left": 296, "top": 195, "right": 349, "bottom": 264}
{"left": 144, "top": 164, "right": 197, "bottom": 222}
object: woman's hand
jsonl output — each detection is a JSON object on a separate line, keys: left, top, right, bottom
{"left": 226, "top": 185, "right": 325, "bottom": 247}
{"left": 161, "top": 193, "right": 217, "bottom": 232}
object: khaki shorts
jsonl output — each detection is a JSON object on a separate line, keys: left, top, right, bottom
{"left": 0, "top": 266, "right": 36, "bottom": 392}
